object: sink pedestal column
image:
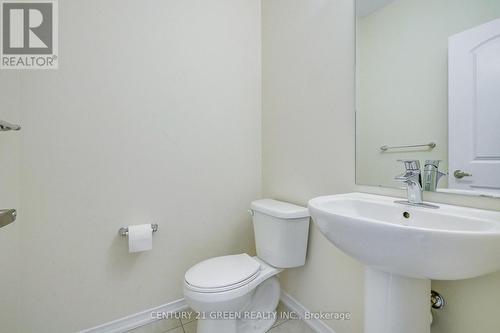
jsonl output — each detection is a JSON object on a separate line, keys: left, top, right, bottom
{"left": 365, "top": 268, "right": 431, "bottom": 333}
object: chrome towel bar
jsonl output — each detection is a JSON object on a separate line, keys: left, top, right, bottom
{"left": 0, "top": 120, "right": 21, "bottom": 131}
{"left": 119, "top": 224, "right": 158, "bottom": 236}
{"left": 380, "top": 142, "right": 436, "bottom": 151}
{"left": 0, "top": 209, "right": 17, "bottom": 229}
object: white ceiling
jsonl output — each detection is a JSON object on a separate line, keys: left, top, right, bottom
{"left": 356, "top": 0, "right": 397, "bottom": 17}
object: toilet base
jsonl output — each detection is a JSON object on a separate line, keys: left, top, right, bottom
{"left": 195, "top": 276, "right": 280, "bottom": 333}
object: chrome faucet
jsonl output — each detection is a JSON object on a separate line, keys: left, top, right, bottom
{"left": 394, "top": 160, "right": 439, "bottom": 208}
{"left": 423, "top": 160, "right": 446, "bottom": 192}
{"left": 395, "top": 160, "right": 424, "bottom": 205}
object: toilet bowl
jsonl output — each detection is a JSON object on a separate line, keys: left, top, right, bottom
{"left": 184, "top": 255, "right": 282, "bottom": 333}
{"left": 183, "top": 199, "right": 310, "bottom": 333}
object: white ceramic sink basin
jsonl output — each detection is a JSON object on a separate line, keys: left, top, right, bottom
{"left": 308, "top": 193, "right": 500, "bottom": 280}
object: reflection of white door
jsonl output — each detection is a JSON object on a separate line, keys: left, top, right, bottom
{"left": 449, "top": 18, "right": 500, "bottom": 193}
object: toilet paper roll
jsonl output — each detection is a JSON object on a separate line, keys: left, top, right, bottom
{"left": 128, "top": 224, "right": 153, "bottom": 253}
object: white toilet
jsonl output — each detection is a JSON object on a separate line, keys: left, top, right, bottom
{"left": 183, "top": 199, "right": 310, "bottom": 333}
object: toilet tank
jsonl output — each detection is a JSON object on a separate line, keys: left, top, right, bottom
{"left": 250, "top": 199, "right": 310, "bottom": 268}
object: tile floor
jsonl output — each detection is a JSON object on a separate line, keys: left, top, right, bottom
{"left": 127, "top": 302, "right": 316, "bottom": 333}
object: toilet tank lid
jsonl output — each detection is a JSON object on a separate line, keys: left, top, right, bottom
{"left": 251, "top": 199, "right": 309, "bottom": 219}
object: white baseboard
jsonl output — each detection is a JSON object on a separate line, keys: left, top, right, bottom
{"left": 280, "top": 291, "right": 337, "bottom": 333}
{"left": 78, "top": 291, "right": 336, "bottom": 333}
{"left": 78, "top": 298, "right": 188, "bottom": 333}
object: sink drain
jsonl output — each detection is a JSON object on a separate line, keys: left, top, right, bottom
{"left": 431, "top": 290, "right": 445, "bottom": 309}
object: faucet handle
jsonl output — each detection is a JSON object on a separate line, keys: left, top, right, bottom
{"left": 398, "top": 160, "right": 421, "bottom": 171}
{"left": 425, "top": 160, "right": 441, "bottom": 168}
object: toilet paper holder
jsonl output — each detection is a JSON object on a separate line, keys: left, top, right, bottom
{"left": 119, "top": 224, "right": 158, "bottom": 236}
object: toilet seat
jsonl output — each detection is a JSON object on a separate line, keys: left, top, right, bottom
{"left": 184, "top": 255, "right": 283, "bottom": 304}
{"left": 183, "top": 256, "right": 284, "bottom": 333}
{"left": 185, "top": 254, "right": 261, "bottom": 293}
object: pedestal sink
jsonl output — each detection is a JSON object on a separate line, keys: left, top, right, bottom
{"left": 308, "top": 193, "right": 500, "bottom": 333}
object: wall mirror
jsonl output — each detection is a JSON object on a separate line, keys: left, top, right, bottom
{"left": 355, "top": 0, "right": 500, "bottom": 198}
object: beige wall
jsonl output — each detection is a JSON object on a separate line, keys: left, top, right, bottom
{"left": 6, "top": 1, "right": 262, "bottom": 332}
{"left": 356, "top": 0, "right": 500, "bottom": 188}
{"left": 0, "top": 72, "right": 21, "bottom": 332}
{"left": 262, "top": 1, "right": 364, "bottom": 332}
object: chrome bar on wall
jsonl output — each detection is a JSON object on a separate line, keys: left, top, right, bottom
{"left": 119, "top": 223, "right": 159, "bottom": 236}
{"left": 0, "top": 120, "right": 21, "bottom": 131}
{"left": 0, "top": 209, "right": 17, "bottom": 229}
{"left": 380, "top": 142, "right": 436, "bottom": 152}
